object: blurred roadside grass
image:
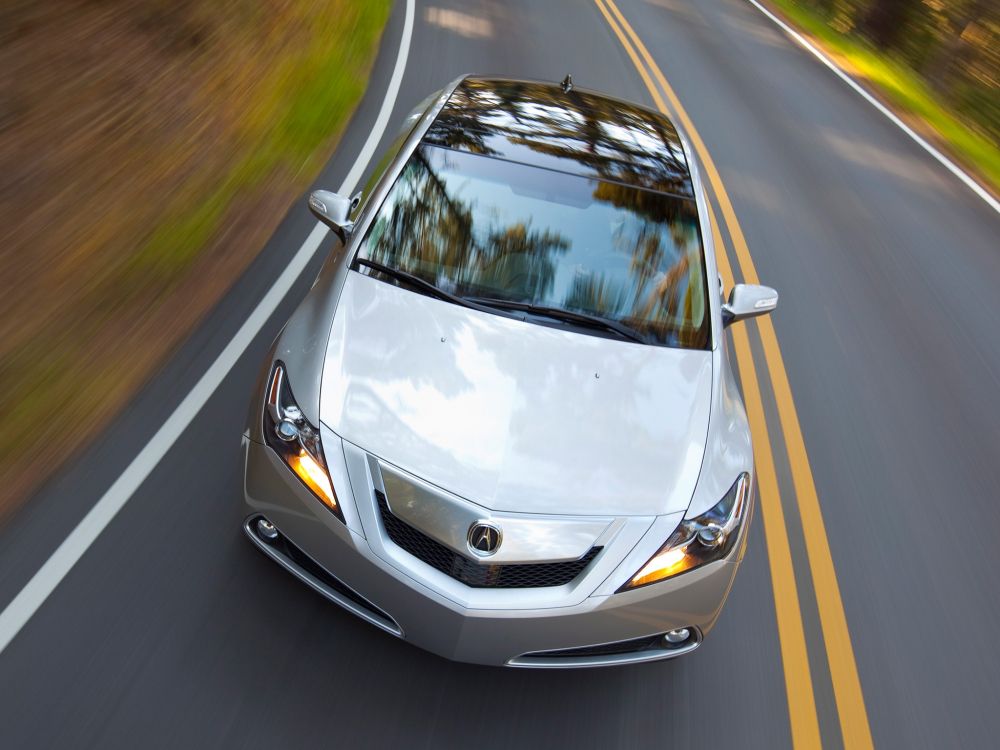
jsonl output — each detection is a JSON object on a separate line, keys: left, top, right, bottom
{"left": 133, "top": 7, "right": 388, "bottom": 282}
{"left": 0, "top": 0, "right": 392, "bottom": 517}
{"left": 763, "top": 0, "right": 1000, "bottom": 193}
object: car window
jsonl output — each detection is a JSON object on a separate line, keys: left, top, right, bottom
{"left": 357, "top": 144, "right": 711, "bottom": 350}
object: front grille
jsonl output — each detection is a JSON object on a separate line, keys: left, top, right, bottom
{"left": 375, "top": 491, "right": 600, "bottom": 588}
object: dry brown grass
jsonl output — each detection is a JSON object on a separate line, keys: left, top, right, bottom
{"left": 0, "top": 0, "right": 392, "bottom": 517}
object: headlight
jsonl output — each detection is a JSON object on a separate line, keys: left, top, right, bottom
{"left": 619, "top": 473, "right": 751, "bottom": 591}
{"left": 263, "top": 362, "right": 342, "bottom": 521}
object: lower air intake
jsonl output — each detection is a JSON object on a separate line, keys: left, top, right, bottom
{"left": 508, "top": 629, "right": 701, "bottom": 668}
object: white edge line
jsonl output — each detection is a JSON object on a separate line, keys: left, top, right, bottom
{"left": 744, "top": 0, "right": 1000, "bottom": 216}
{"left": 0, "top": 0, "right": 416, "bottom": 655}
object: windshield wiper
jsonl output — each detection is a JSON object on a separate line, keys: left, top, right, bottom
{"left": 354, "top": 258, "right": 493, "bottom": 314}
{"left": 355, "top": 263, "right": 649, "bottom": 344}
{"left": 465, "top": 297, "right": 649, "bottom": 344}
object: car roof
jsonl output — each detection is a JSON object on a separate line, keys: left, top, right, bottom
{"left": 422, "top": 76, "right": 694, "bottom": 199}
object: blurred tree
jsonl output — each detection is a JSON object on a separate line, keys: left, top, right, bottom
{"left": 860, "top": 0, "right": 917, "bottom": 49}
{"left": 922, "top": 0, "right": 997, "bottom": 116}
{"left": 783, "top": 0, "right": 998, "bottom": 144}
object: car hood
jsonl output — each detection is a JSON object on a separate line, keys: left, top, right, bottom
{"left": 320, "top": 272, "right": 712, "bottom": 517}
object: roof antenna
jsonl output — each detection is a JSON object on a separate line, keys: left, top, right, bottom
{"left": 560, "top": 74, "right": 573, "bottom": 93}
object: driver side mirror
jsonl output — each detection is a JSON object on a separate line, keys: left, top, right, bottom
{"left": 723, "top": 283, "right": 778, "bottom": 327}
{"left": 308, "top": 190, "right": 357, "bottom": 243}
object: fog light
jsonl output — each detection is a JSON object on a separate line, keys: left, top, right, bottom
{"left": 664, "top": 628, "right": 690, "bottom": 645}
{"left": 256, "top": 518, "right": 279, "bottom": 542}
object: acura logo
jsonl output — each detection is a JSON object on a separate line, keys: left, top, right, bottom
{"left": 467, "top": 522, "right": 502, "bottom": 556}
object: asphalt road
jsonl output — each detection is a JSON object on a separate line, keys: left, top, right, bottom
{"left": 1, "top": 1, "right": 998, "bottom": 748}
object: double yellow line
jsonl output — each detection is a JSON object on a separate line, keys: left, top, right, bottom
{"left": 592, "top": 1, "right": 873, "bottom": 747}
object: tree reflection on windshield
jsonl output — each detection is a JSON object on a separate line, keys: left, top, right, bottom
{"left": 423, "top": 78, "right": 693, "bottom": 198}
{"left": 360, "top": 145, "right": 710, "bottom": 350}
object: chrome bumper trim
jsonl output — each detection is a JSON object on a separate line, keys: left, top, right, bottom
{"left": 506, "top": 630, "right": 701, "bottom": 668}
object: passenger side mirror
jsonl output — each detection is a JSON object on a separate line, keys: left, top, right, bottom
{"left": 308, "top": 190, "right": 355, "bottom": 242}
{"left": 722, "top": 284, "right": 778, "bottom": 327}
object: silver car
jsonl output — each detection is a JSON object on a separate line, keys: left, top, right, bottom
{"left": 241, "top": 76, "right": 777, "bottom": 667}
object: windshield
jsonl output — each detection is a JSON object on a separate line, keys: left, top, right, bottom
{"left": 357, "top": 144, "right": 711, "bottom": 349}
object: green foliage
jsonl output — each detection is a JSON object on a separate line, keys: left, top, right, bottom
{"left": 768, "top": 0, "right": 999, "bottom": 188}
{"left": 129, "top": 0, "right": 392, "bottom": 282}
{"left": 0, "top": 0, "right": 393, "bottom": 514}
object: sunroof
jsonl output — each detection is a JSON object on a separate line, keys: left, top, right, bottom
{"left": 423, "top": 77, "right": 694, "bottom": 198}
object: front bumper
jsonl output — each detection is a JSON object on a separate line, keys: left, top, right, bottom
{"left": 243, "top": 436, "right": 746, "bottom": 667}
